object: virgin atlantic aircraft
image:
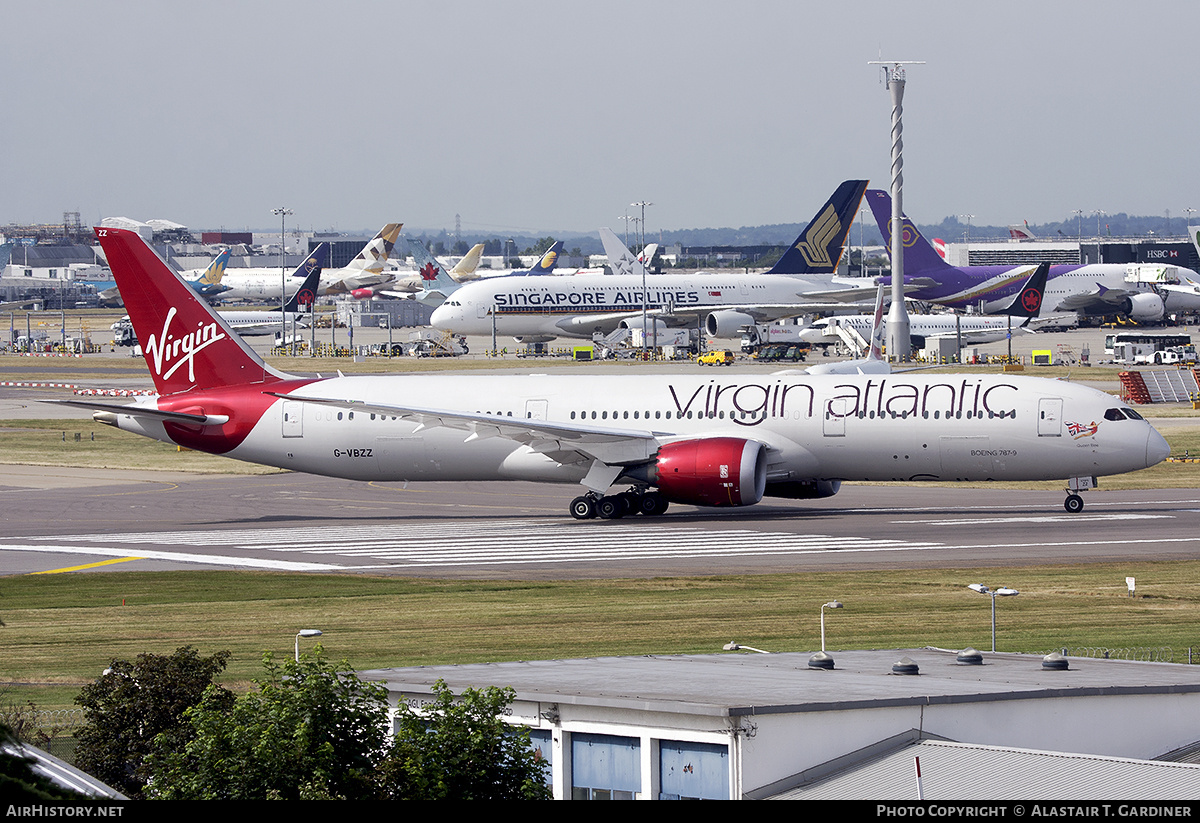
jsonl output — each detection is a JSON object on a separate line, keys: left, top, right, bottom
{"left": 51, "top": 227, "right": 1169, "bottom": 519}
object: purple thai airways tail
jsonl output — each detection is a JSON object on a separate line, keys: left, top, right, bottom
{"left": 865, "top": 189, "right": 954, "bottom": 275}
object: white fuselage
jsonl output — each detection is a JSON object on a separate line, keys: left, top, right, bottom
{"left": 114, "top": 372, "right": 1166, "bottom": 491}
{"left": 800, "top": 314, "right": 1018, "bottom": 347}
{"left": 429, "top": 272, "right": 870, "bottom": 340}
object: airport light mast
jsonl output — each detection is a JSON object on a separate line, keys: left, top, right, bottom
{"left": 869, "top": 60, "right": 923, "bottom": 362}
{"left": 272, "top": 206, "right": 293, "bottom": 352}
{"left": 631, "top": 201, "right": 653, "bottom": 360}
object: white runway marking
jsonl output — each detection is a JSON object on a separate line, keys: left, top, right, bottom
{"left": 11, "top": 522, "right": 946, "bottom": 569}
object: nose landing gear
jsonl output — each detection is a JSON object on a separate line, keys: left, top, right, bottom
{"left": 1063, "top": 476, "right": 1098, "bottom": 513}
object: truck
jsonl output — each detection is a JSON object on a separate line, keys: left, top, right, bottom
{"left": 739, "top": 323, "right": 806, "bottom": 353}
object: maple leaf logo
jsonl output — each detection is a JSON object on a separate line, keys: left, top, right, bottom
{"left": 420, "top": 263, "right": 439, "bottom": 282}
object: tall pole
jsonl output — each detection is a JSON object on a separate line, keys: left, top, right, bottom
{"left": 272, "top": 207, "right": 293, "bottom": 352}
{"left": 632, "top": 201, "right": 653, "bottom": 360}
{"left": 870, "top": 60, "right": 922, "bottom": 362}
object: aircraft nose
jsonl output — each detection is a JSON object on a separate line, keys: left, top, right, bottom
{"left": 1146, "top": 425, "right": 1171, "bottom": 467}
{"left": 429, "top": 304, "right": 450, "bottom": 328}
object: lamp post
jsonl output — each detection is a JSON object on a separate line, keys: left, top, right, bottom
{"left": 295, "top": 628, "right": 323, "bottom": 661}
{"left": 631, "top": 201, "right": 653, "bottom": 359}
{"left": 967, "top": 584, "right": 1018, "bottom": 652}
{"left": 272, "top": 207, "right": 293, "bottom": 352}
{"left": 820, "top": 600, "right": 843, "bottom": 652}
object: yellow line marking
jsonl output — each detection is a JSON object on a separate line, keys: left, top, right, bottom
{"left": 31, "top": 557, "right": 144, "bottom": 574}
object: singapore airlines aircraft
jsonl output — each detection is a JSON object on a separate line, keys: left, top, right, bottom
{"left": 57, "top": 227, "right": 1168, "bottom": 520}
{"left": 429, "top": 180, "right": 876, "bottom": 343}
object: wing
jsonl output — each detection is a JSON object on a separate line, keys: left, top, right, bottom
{"left": 264, "top": 392, "right": 661, "bottom": 468}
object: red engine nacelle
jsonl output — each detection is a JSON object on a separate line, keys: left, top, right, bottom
{"left": 350, "top": 288, "right": 374, "bottom": 300}
{"left": 649, "top": 437, "right": 767, "bottom": 507}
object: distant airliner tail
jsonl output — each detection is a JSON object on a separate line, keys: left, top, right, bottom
{"left": 344, "top": 223, "right": 403, "bottom": 276}
{"left": 865, "top": 189, "right": 952, "bottom": 274}
{"left": 281, "top": 243, "right": 328, "bottom": 314}
{"left": 997, "top": 262, "right": 1050, "bottom": 318}
{"left": 408, "top": 239, "right": 461, "bottom": 305}
{"left": 190, "top": 248, "right": 231, "bottom": 294}
{"left": 768, "top": 180, "right": 868, "bottom": 275}
{"left": 530, "top": 241, "right": 563, "bottom": 274}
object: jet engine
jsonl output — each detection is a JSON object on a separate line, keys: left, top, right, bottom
{"left": 764, "top": 479, "right": 841, "bottom": 500}
{"left": 632, "top": 437, "right": 767, "bottom": 507}
{"left": 1121, "top": 292, "right": 1165, "bottom": 323}
{"left": 618, "top": 317, "right": 668, "bottom": 332}
{"left": 704, "top": 310, "right": 756, "bottom": 338}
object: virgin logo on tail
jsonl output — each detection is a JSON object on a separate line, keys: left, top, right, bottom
{"left": 144, "top": 306, "right": 228, "bottom": 384}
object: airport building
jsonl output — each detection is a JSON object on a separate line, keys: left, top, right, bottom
{"left": 362, "top": 648, "right": 1200, "bottom": 799}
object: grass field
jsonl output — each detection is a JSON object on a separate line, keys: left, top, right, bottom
{"left": 5, "top": 562, "right": 1200, "bottom": 717}
{"left": 3, "top": 355, "right": 1200, "bottom": 719}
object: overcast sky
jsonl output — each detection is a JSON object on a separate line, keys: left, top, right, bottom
{"left": 4, "top": 0, "right": 1198, "bottom": 238}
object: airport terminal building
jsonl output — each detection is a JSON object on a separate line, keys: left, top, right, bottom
{"left": 362, "top": 648, "right": 1200, "bottom": 800}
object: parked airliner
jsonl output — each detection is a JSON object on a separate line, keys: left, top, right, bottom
{"left": 866, "top": 190, "right": 1200, "bottom": 321}
{"left": 429, "top": 180, "right": 876, "bottom": 343}
{"left": 57, "top": 227, "right": 1169, "bottom": 520}
{"left": 214, "top": 223, "right": 403, "bottom": 301}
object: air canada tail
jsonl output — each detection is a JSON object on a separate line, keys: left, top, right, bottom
{"left": 767, "top": 180, "right": 868, "bottom": 275}
{"left": 865, "top": 189, "right": 953, "bottom": 274}
{"left": 998, "top": 262, "right": 1049, "bottom": 318}
{"left": 408, "top": 238, "right": 461, "bottom": 305}
{"left": 281, "top": 243, "right": 328, "bottom": 314}
{"left": 94, "top": 227, "right": 288, "bottom": 396}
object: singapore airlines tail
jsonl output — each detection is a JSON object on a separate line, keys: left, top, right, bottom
{"left": 767, "top": 180, "right": 869, "bottom": 276}
{"left": 93, "top": 227, "right": 288, "bottom": 395}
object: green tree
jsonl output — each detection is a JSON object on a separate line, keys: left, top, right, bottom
{"left": 74, "top": 645, "right": 231, "bottom": 799}
{"left": 378, "top": 679, "right": 550, "bottom": 800}
{"left": 146, "top": 649, "right": 389, "bottom": 800}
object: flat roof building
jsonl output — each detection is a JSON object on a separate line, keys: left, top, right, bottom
{"left": 362, "top": 648, "right": 1200, "bottom": 800}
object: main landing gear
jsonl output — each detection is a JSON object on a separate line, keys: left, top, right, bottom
{"left": 570, "top": 489, "right": 669, "bottom": 520}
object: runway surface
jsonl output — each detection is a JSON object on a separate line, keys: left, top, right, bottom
{"left": 2, "top": 467, "right": 1197, "bottom": 578}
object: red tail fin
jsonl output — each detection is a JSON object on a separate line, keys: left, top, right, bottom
{"left": 95, "top": 227, "right": 285, "bottom": 395}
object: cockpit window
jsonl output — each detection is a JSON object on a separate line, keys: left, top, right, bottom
{"left": 1123, "top": 408, "right": 1144, "bottom": 420}
{"left": 1104, "top": 408, "right": 1125, "bottom": 421}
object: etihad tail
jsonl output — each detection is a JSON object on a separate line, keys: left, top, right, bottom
{"left": 281, "top": 243, "right": 328, "bottom": 314}
{"left": 94, "top": 227, "right": 287, "bottom": 395}
{"left": 344, "top": 223, "right": 403, "bottom": 276}
{"left": 768, "top": 180, "right": 868, "bottom": 275}
{"left": 865, "top": 189, "right": 952, "bottom": 274}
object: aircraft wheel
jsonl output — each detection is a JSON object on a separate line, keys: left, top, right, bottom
{"left": 638, "top": 493, "right": 669, "bottom": 516}
{"left": 597, "top": 495, "right": 628, "bottom": 519}
{"left": 1064, "top": 494, "right": 1084, "bottom": 514}
{"left": 570, "top": 496, "right": 597, "bottom": 520}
